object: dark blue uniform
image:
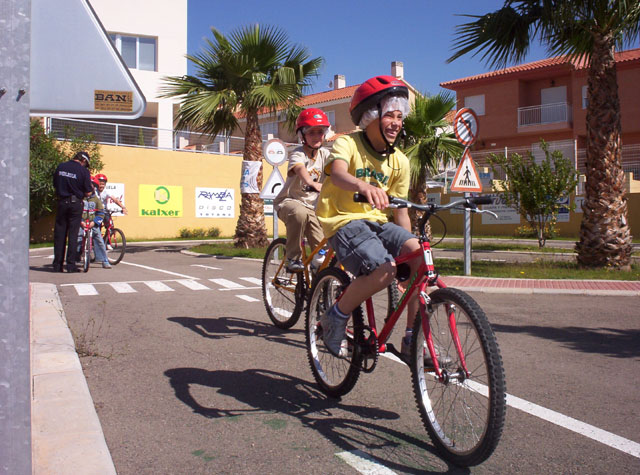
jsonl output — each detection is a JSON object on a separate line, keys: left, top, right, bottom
{"left": 52, "top": 158, "right": 92, "bottom": 272}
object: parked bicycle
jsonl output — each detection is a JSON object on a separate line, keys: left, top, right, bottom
{"left": 262, "top": 237, "right": 397, "bottom": 329}
{"left": 305, "top": 193, "right": 506, "bottom": 467}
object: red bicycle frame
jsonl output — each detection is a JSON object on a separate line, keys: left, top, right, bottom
{"left": 361, "top": 239, "right": 470, "bottom": 380}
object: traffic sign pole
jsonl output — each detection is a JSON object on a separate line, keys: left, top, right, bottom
{"left": 452, "top": 108, "right": 480, "bottom": 276}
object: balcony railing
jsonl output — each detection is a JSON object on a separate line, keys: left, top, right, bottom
{"left": 518, "top": 102, "right": 572, "bottom": 127}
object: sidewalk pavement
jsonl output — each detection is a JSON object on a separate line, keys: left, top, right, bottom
{"left": 29, "top": 277, "right": 639, "bottom": 473}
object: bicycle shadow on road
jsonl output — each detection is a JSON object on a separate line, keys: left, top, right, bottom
{"left": 492, "top": 323, "right": 640, "bottom": 359}
{"left": 167, "top": 315, "right": 306, "bottom": 350}
{"left": 164, "top": 367, "right": 463, "bottom": 474}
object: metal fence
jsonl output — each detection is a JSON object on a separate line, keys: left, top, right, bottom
{"left": 517, "top": 102, "right": 572, "bottom": 127}
{"left": 46, "top": 117, "right": 297, "bottom": 155}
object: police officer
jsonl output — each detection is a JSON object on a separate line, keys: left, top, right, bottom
{"left": 52, "top": 151, "right": 93, "bottom": 272}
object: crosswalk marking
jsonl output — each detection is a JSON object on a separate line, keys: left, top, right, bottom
{"left": 209, "top": 278, "right": 247, "bottom": 290}
{"left": 236, "top": 295, "right": 259, "bottom": 302}
{"left": 74, "top": 284, "right": 98, "bottom": 296}
{"left": 109, "top": 282, "right": 136, "bottom": 293}
{"left": 144, "top": 281, "right": 174, "bottom": 292}
{"left": 175, "top": 279, "right": 210, "bottom": 291}
{"left": 63, "top": 277, "right": 262, "bottom": 296}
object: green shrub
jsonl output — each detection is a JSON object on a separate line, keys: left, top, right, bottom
{"left": 207, "top": 227, "right": 221, "bottom": 238}
{"left": 179, "top": 226, "right": 221, "bottom": 239}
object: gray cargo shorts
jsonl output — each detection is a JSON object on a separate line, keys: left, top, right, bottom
{"left": 328, "top": 219, "right": 415, "bottom": 277}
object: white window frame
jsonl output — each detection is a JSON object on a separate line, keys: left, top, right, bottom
{"left": 464, "top": 94, "right": 485, "bottom": 116}
{"left": 109, "top": 33, "right": 157, "bottom": 72}
{"left": 325, "top": 110, "right": 336, "bottom": 128}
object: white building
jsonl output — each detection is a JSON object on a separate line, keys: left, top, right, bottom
{"left": 90, "top": 0, "right": 187, "bottom": 148}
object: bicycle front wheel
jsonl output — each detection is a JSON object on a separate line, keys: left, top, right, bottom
{"left": 305, "top": 267, "right": 364, "bottom": 398}
{"left": 106, "top": 228, "right": 126, "bottom": 265}
{"left": 262, "top": 238, "right": 304, "bottom": 329}
{"left": 82, "top": 234, "right": 91, "bottom": 272}
{"left": 410, "top": 287, "right": 506, "bottom": 467}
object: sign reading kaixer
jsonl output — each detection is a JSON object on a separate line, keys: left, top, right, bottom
{"left": 139, "top": 184, "right": 183, "bottom": 217}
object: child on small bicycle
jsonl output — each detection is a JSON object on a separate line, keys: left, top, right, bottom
{"left": 78, "top": 177, "right": 111, "bottom": 269}
{"left": 273, "top": 108, "right": 331, "bottom": 272}
{"left": 315, "top": 75, "right": 422, "bottom": 358}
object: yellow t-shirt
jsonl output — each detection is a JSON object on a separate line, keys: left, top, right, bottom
{"left": 316, "top": 132, "right": 410, "bottom": 238}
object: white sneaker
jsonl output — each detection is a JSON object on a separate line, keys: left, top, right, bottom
{"left": 106, "top": 244, "right": 114, "bottom": 251}
{"left": 320, "top": 305, "right": 349, "bottom": 357}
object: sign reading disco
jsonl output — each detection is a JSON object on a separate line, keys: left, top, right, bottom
{"left": 195, "top": 187, "right": 235, "bottom": 218}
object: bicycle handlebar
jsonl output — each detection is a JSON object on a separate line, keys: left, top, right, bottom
{"left": 353, "top": 192, "right": 493, "bottom": 214}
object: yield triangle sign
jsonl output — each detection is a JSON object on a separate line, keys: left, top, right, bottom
{"left": 450, "top": 149, "right": 483, "bottom": 193}
{"left": 260, "top": 167, "right": 286, "bottom": 199}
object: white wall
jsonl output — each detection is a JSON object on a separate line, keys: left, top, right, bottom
{"left": 90, "top": 0, "right": 187, "bottom": 133}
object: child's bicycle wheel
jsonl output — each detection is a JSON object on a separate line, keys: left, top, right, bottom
{"left": 305, "top": 267, "right": 364, "bottom": 398}
{"left": 410, "top": 287, "right": 506, "bottom": 467}
{"left": 105, "top": 228, "right": 126, "bottom": 265}
{"left": 262, "top": 238, "right": 304, "bottom": 329}
{"left": 82, "top": 233, "right": 91, "bottom": 273}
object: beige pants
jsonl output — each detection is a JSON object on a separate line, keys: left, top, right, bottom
{"left": 276, "top": 200, "right": 324, "bottom": 261}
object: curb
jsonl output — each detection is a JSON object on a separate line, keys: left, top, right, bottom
{"left": 30, "top": 283, "right": 116, "bottom": 475}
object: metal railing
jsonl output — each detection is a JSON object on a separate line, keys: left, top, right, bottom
{"left": 518, "top": 102, "right": 572, "bottom": 127}
{"left": 46, "top": 117, "right": 297, "bottom": 155}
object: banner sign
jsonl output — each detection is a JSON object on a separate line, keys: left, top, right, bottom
{"left": 195, "top": 187, "right": 235, "bottom": 218}
{"left": 139, "top": 184, "right": 183, "bottom": 217}
{"left": 240, "top": 160, "right": 262, "bottom": 194}
{"left": 480, "top": 193, "right": 520, "bottom": 224}
{"left": 104, "top": 182, "right": 125, "bottom": 215}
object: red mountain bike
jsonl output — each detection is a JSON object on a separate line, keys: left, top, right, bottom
{"left": 305, "top": 194, "right": 506, "bottom": 467}
{"left": 101, "top": 210, "right": 126, "bottom": 265}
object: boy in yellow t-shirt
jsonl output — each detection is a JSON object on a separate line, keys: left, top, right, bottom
{"left": 316, "top": 75, "right": 422, "bottom": 358}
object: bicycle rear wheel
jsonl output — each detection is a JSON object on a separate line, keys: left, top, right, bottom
{"left": 410, "top": 287, "right": 506, "bottom": 467}
{"left": 305, "top": 267, "right": 364, "bottom": 398}
{"left": 82, "top": 233, "right": 91, "bottom": 272}
{"left": 262, "top": 238, "right": 304, "bottom": 329}
{"left": 106, "top": 228, "right": 126, "bottom": 265}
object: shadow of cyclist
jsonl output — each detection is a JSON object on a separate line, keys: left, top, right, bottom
{"left": 167, "top": 315, "right": 305, "bottom": 349}
{"left": 164, "top": 367, "right": 466, "bottom": 474}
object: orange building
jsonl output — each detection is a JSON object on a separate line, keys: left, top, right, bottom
{"left": 440, "top": 48, "right": 640, "bottom": 178}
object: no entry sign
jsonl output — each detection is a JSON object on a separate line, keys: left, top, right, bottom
{"left": 453, "top": 108, "right": 479, "bottom": 147}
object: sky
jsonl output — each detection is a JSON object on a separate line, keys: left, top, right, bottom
{"left": 186, "top": 0, "right": 550, "bottom": 96}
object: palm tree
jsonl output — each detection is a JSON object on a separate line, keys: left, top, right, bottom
{"left": 402, "top": 91, "right": 463, "bottom": 234}
{"left": 447, "top": 0, "right": 639, "bottom": 269}
{"left": 162, "top": 24, "right": 323, "bottom": 248}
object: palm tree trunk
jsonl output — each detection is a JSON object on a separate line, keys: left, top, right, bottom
{"left": 576, "top": 36, "right": 633, "bottom": 269}
{"left": 234, "top": 111, "right": 269, "bottom": 248}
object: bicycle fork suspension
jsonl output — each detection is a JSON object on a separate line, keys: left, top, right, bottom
{"left": 419, "top": 286, "right": 470, "bottom": 381}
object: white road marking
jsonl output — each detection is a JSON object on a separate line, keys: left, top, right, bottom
{"left": 144, "top": 281, "right": 174, "bottom": 292}
{"left": 73, "top": 284, "right": 98, "bottom": 296}
{"left": 236, "top": 295, "right": 259, "bottom": 302}
{"left": 191, "top": 264, "right": 222, "bottom": 270}
{"left": 240, "top": 277, "right": 262, "bottom": 286}
{"left": 175, "top": 279, "right": 210, "bottom": 291}
{"left": 119, "top": 260, "right": 199, "bottom": 279}
{"left": 379, "top": 353, "right": 640, "bottom": 459}
{"left": 109, "top": 282, "right": 136, "bottom": 293}
{"left": 210, "top": 278, "right": 247, "bottom": 290}
{"left": 336, "top": 450, "right": 397, "bottom": 474}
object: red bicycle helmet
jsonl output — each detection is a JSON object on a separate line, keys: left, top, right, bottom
{"left": 296, "top": 108, "right": 330, "bottom": 133}
{"left": 350, "top": 75, "right": 409, "bottom": 126}
{"left": 91, "top": 176, "right": 100, "bottom": 187}
{"left": 95, "top": 173, "right": 108, "bottom": 182}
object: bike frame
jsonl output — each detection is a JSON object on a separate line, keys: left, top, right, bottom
{"left": 360, "top": 239, "right": 470, "bottom": 381}
{"left": 270, "top": 237, "right": 336, "bottom": 294}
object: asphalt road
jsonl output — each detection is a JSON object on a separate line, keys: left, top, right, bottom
{"left": 29, "top": 245, "right": 640, "bottom": 474}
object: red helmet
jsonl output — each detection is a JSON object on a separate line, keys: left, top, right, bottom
{"left": 91, "top": 176, "right": 100, "bottom": 187}
{"left": 296, "top": 108, "right": 330, "bottom": 133}
{"left": 350, "top": 75, "right": 409, "bottom": 126}
{"left": 95, "top": 173, "right": 108, "bottom": 182}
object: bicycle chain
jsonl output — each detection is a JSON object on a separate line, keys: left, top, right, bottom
{"left": 359, "top": 326, "right": 378, "bottom": 373}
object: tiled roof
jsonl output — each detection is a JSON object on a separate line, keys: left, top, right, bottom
{"left": 440, "top": 48, "right": 640, "bottom": 87}
{"left": 298, "top": 85, "right": 360, "bottom": 106}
